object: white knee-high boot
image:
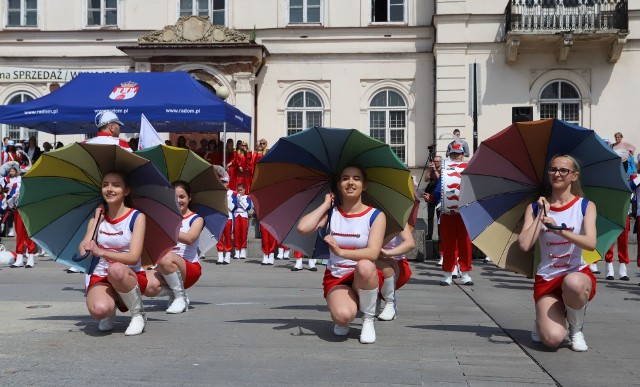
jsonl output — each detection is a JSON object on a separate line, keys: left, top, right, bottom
{"left": 566, "top": 304, "right": 588, "bottom": 352}
{"left": 162, "top": 269, "right": 189, "bottom": 314}
{"left": 216, "top": 251, "right": 224, "bottom": 264}
{"left": 268, "top": 253, "right": 275, "bottom": 265}
{"left": 377, "top": 276, "right": 396, "bottom": 321}
{"left": 26, "top": 253, "right": 35, "bottom": 268}
{"left": 261, "top": 253, "right": 269, "bottom": 265}
{"left": 283, "top": 249, "right": 290, "bottom": 260}
{"left": 10, "top": 254, "right": 24, "bottom": 268}
{"left": 276, "top": 247, "right": 284, "bottom": 259}
{"left": 118, "top": 285, "right": 146, "bottom": 336}
{"left": 224, "top": 251, "right": 231, "bottom": 264}
{"left": 98, "top": 309, "right": 116, "bottom": 332}
{"left": 359, "top": 288, "right": 378, "bottom": 344}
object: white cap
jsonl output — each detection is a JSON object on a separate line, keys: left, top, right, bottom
{"left": 6, "top": 140, "right": 14, "bottom": 146}
{"left": 95, "top": 111, "right": 123, "bottom": 128}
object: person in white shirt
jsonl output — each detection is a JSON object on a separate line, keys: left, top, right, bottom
{"left": 85, "top": 111, "right": 132, "bottom": 152}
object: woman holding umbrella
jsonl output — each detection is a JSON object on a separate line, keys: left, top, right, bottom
{"left": 144, "top": 180, "right": 205, "bottom": 314}
{"left": 518, "top": 155, "right": 597, "bottom": 352}
{"left": 297, "top": 165, "right": 386, "bottom": 344}
{"left": 81, "top": 171, "right": 148, "bottom": 336}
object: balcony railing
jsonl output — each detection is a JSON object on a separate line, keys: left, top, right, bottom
{"left": 506, "top": 0, "right": 628, "bottom": 33}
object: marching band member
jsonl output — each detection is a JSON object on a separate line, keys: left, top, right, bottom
{"left": 424, "top": 142, "right": 473, "bottom": 286}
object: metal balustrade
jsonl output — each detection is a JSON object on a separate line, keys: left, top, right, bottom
{"left": 505, "top": 0, "right": 628, "bottom": 33}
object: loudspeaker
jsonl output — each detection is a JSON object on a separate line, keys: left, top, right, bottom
{"left": 512, "top": 106, "right": 533, "bottom": 123}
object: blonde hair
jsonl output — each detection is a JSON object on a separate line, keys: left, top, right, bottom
{"left": 549, "top": 154, "right": 583, "bottom": 196}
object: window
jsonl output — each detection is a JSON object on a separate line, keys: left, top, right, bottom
{"left": 369, "top": 90, "right": 407, "bottom": 162}
{"left": 180, "top": 0, "right": 227, "bottom": 26}
{"left": 539, "top": 80, "right": 581, "bottom": 124}
{"left": 288, "top": 0, "right": 321, "bottom": 24}
{"left": 7, "top": 0, "right": 37, "bottom": 27}
{"left": 3, "top": 93, "right": 38, "bottom": 143}
{"left": 372, "top": 0, "right": 405, "bottom": 23}
{"left": 285, "top": 90, "right": 323, "bottom": 136}
{"left": 87, "top": 0, "right": 118, "bottom": 27}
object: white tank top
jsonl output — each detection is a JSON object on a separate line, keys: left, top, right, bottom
{"left": 383, "top": 235, "right": 406, "bottom": 261}
{"left": 172, "top": 213, "right": 201, "bottom": 263}
{"left": 327, "top": 206, "right": 381, "bottom": 278}
{"left": 92, "top": 209, "right": 142, "bottom": 277}
{"left": 536, "top": 197, "right": 587, "bottom": 281}
{"left": 441, "top": 159, "right": 467, "bottom": 214}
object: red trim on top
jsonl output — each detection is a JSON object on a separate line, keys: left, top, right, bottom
{"left": 95, "top": 132, "right": 112, "bottom": 137}
{"left": 549, "top": 196, "right": 580, "bottom": 212}
{"left": 118, "top": 139, "right": 132, "bottom": 149}
{"left": 104, "top": 208, "right": 135, "bottom": 224}
{"left": 337, "top": 206, "right": 373, "bottom": 218}
{"left": 183, "top": 211, "right": 195, "bottom": 220}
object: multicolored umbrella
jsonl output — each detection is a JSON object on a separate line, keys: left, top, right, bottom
{"left": 459, "top": 119, "right": 631, "bottom": 277}
{"left": 251, "top": 126, "right": 415, "bottom": 257}
{"left": 134, "top": 144, "right": 228, "bottom": 246}
{"left": 17, "top": 143, "right": 182, "bottom": 273}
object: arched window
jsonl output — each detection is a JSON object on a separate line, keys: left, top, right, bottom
{"left": 368, "top": 89, "right": 407, "bottom": 162}
{"left": 285, "top": 90, "right": 323, "bottom": 136}
{"left": 3, "top": 92, "right": 38, "bottom": 142}
{"left": 539, "top": 80, "right": 581, "bottom": 124}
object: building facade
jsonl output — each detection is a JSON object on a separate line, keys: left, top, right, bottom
{"left": 0, "top": 0, "right": 637, "bottom": 169}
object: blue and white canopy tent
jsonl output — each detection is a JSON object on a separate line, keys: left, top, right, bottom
{"left": 0, "top": 71, "right": 251, "bottom": 135}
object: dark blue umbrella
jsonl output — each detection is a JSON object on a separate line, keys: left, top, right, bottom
{"left": 0, "top": 71, "right": 251, "bottom": 134}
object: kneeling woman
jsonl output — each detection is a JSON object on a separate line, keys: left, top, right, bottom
{"left": 145, "top": 180, "right": 204, "bottom": 314}
{"left": 297, "top": 166, "right": 386, "bottom": 344}
{"left": 518, "top": 155, "right": 597, "bottom": 352}
{"left": 82, "top": 171, "right": 147, "bottom": 336}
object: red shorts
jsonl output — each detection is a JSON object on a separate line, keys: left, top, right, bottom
{"left": 533, "top": 266, "right": 596, "bottom": 303}
{"left": 87, "top": 271, "right": 148, "bottom": 312}
{"left": 396, "top": 259, "right": 412, "bottom": 289}
{"left": 183, "top": 260, "right": 202, "bottom": 289}
{"left": 322, "top": 268, "right": 384, "bottom": 299}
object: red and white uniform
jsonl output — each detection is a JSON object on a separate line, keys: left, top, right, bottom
{"left": 84, "top": 132, "right": 132, "bottom": 152}
{"left": 322, "top": 206, "right": 384, "bottom": 297}
{"left": 5, "top": 175, "right": 36, "bottom": 255}
{"left": 604, "top": 202, "right": 631, "bottom": 264}
{"left": 439, "top": 159, "right": 472, "bottom": 274}
{"left": 233, "top": 194, "right": 252, "bottom": 251}
{"left": 173, "top": 213, "right": 202, "bottom": 264}
{"left": 172, "top": 212, "right": 203, "bottom": 289}
{"left": 216, "top": 189, "right": 235, "bottom": 253}
{"left": 1, "top": 151, "right": 19, "bottom": 165}
{"left": 92, "top": 209, "right": 143, "bottom": 277}
{"left": 534, "top": 196, "right": 596, "bottom": 302}
{"left": 260, "top": 224, "right": 277, "bottom": 255}
{"left": 383, "top": 235, "right": 413, "bottom": 289}
{"left": 537, "top": 197, "right": 589, "bottom": 280}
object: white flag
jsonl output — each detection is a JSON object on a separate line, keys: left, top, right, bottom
{"left": 138, "top": 113, "right": 163, "bottom": 150}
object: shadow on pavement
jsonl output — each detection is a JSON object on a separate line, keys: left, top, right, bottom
{"left": 227, "top": 317, "right": 352, "bottom": 342}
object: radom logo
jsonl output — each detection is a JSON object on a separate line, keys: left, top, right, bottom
{"left": 109, "top": 81, "right": 139, "bottom": 100}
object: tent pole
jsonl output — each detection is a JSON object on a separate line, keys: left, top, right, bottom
{"left": 223, "top": 122, "right": 227, "bottom": 170}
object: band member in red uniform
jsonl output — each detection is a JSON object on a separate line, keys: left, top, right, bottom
{"left": 423, "top": 142, "right": 473, "bottom": 286}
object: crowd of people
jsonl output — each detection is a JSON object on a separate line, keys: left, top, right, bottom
{"left": 3, "top": 115, "right": 639, "bottom": 351}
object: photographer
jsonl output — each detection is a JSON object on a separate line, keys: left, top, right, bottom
{"left": 423, "top": 151, "right": 442, "bottom": 241}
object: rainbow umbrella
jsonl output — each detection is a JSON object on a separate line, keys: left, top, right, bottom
{"left": 251, "top": 126, "right": 415, "bottom": 257}
{"left": 135, "top": 145, "right": 228, "bottom": 247}
{"left": 17, "top": 143, "right": 182, "bottom": 273}
{"left": 459, "top": 119, "right": 631, "bottom": 277}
